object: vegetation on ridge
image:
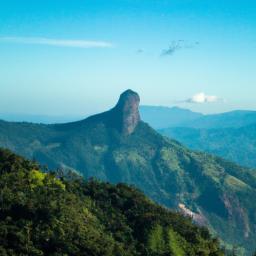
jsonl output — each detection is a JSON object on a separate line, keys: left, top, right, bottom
{"left": 0, "top": 148, "right": 225, "bottom": 255}
{"left": 1, "top": 91, "right": 256, "bottom": 255}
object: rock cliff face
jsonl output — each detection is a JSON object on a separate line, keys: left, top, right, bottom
{"left": 178, "top": 204, "right": 207, "bottom": 227}
{"left": 112, "top": 89, "right": 141, "bottom": 135}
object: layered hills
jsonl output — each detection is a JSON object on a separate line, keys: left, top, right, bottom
{"left": 140, "top": 106, "right": 256, "bottom": 168}
{"left": 160, "top": 124, "right": 256, "bottom": 168}
{"left": 140, "top": 107, "right": 256, "bottom": 130}
{"left": 0, "top": 90, "right": 256, "bottom": 254}
{"left": 139, "top": 106, "right": 202, "bottom": 129}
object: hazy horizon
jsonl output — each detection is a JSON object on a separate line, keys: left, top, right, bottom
{"left": 2, "top": 101, "right": 256, "bottom": 125}
{"left": 1, "top": 0, "right": 256, "bottom": 116}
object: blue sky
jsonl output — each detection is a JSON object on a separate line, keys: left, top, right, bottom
{"left": 0, "top": 0, "right": 256, "bottom": 116}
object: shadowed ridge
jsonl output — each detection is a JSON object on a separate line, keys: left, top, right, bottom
{"left": 74, "top": 89, "right": 141, "bottom": 135}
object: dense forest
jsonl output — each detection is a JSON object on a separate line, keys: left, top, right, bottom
{"left": 0, "top": 148, "right": 225, "bottom": 256}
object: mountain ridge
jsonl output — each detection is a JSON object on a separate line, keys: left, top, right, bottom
{"left": 160, "top": 123, "right": 256, "bottom": 168}
{"left": 2, "top": 106, "right": 256, "bottom": 129}
{"left": 0, "top": 90, "right": 256, "bottom": 254}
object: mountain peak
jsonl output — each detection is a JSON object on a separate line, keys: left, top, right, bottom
{"left": 117, "top": 89, "right": 140, "bottom": 103}
{"left": 113, "top": 89, "right": 141, "bottom": 135}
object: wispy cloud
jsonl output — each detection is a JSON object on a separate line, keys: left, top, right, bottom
{"left": 161, "top": 40, "right": 199, "bottom": 56}
{"left": 136, "top": 49, "right": 144, "bottom": 54}
{"left": 0, "top": 36, "right": 113, "bottom": 48}
{"left": 183, "top": 92, "right": 223, "bottom": 104}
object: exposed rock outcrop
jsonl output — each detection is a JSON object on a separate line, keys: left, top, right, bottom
{"left": 112, "top": 89, "right": 141, "bottom": 135}
{"left": 178, "top": 204, "right": 207, "bottom": 226}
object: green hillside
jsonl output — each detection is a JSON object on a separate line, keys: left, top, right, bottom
{"left": 0, "top": 90, "right": 256, "bottom": 254}
{"left": 0, "top": 148, "right": 225, "bottom": 256}
{"left": 159, "top": 124, "right": 256, "bottom": 168}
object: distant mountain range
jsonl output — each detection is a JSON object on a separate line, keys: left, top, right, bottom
{"left": 140, "top": 106, "right": 203, "bottom": 129}
{"left": 0, "top": 113, "right": 82, "bottom": 124}
{"left": 160, "top": 124, "right": 256, "bottom": 169}
{"left": 3, "top": 106, "right": 256, "bottom": 130}
{"left": 145, "top": 108, "right": 256, "bottom": 168}
{"left": 140, "top": 106, "right": 256, "bottom": 168}
{"left": 0, "top": 106, "right": 203, "bottom": 127}
{"left": 141, "top": 106, "right": 256, "bottom": 130}
{"left": 0, "top": 90, "right": 256, "bottom": 254}
{"left": 180, "top": 110, "right": 256, "bottom": 129}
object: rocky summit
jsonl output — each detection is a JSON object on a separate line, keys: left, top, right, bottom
{"left": 1, "top": 90, "right": 256, "bottom": 254}
{"left": 111, "top": 89, "right": 141, "bottom": 135}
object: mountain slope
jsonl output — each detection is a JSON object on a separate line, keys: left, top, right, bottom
{"left": 0, "top": 148, "right": 225, "bottom": 256}
{"left": 0, "top": 90, "right": 256, "bottom": 254}
{"left": 159, "top": 124, "right": 256, "bottom": 168}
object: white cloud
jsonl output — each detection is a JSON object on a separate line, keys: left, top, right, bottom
{"left": 0, "top": 36, "right": 113, "bottom": 48}
{"left": 185, "top": 92, "right": 222, "bottom": 104}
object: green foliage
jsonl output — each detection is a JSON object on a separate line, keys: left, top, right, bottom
{"left": 160, "top": 124, "right": 256, "bottom": 169}
{"left": 147, "top": 225, "right": 166, "bottom": 254}
{"left": 167, "top": 229, "right": 185, "bottom": 256}
{"left": 28, "top": 169, "right": 46, "bottom": 188}
{"left": 1, "top": 110, "right": 256, "bottom": 254}
{"left": 0, "top": 148, "right": 224, "bottom": 256}
{"left": 147, "top": 225, "right": 186, "bottom": 256}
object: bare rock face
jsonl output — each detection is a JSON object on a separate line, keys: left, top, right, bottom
{"left": 112, "top": 89, "right": 141, "bottom": 135}
{"left": 178, "top": 204, "right": 207, "bottom": 227}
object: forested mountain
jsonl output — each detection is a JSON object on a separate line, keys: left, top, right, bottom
{"left": 140, "top": 106, "right": 256, "bottom": 168}
{"left": 0, "top": 90, "right": 256, "bottom": 254}
{"left": 0, "top": 148, "right": 225, "bottom": 256}
{"left": 159, "top": 124, "right": 256, "bottom": 168}
{"left": 0, "top": 113, "right": 81, "bottom": 124}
